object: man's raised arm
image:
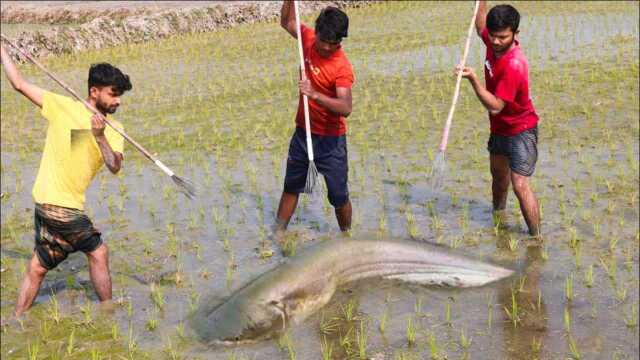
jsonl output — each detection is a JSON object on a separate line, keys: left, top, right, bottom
{"left": 1, "top": 43, "right": 44, "bottom": 108}
{"left": 475, "top": 0, "right": 488, "bottom": 37}
{"left": 280, "top": 1, "right": 298, "bottom": 39}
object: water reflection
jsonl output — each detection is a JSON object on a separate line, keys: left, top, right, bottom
{"left": 499, "top": 245, "right": 549, "bottom": 360}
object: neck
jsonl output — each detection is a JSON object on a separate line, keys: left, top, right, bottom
{"left": 86, "top": 97, "right": 106, "bottom": 116}
{"left": 495, "top": 41, "right": 516, "bottom": 59}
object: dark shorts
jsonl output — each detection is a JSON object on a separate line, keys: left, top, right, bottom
{"left": 487, "top": 127, "right": 538, "bottom": 177}
{"left": 284, "top": 128, "right": 349, "bottom": 207}
{"left": 34, "top": 203, "right": 102, "bottom": 270}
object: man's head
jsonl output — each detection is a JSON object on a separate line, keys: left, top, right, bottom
{"left": 88, "top": 63, "right": 132, "bottom": 114}
{"left": 486, "top": 4, "right": 520, "bottom": 54}
{"left": 314, "top": 6, "right": 348, "bottom": 58}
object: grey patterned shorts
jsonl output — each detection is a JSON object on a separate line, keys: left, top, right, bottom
{"left": 487, "top": 127, "right": 538, "bottom": 176}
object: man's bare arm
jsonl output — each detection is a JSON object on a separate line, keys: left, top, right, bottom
{"left": 280, "top": 1, "right": 298, "bottom": 39}
{"left": 475, "top": 0, "right": 488, "bottom": 37}
{"left": 1, "top": 44, "right": 44, "bottom": 108}
{"left": 91, "top": 114, "right": 122, "bottom": 174}
{"left": 299, "top": 78, "right": 352, "bottom": 117}
{"left": 457, "top": 66, "right": 505, "bottom": 114}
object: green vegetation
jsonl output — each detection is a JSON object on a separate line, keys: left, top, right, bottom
{"left": 1, "top": 1, "right": 638, "bottom": 359}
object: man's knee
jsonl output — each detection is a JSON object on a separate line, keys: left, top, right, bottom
{"left": 511, "top": 174, "right": 531, "bottom": 195}
{"left": 29, "top": 258, "right": 49, "bottom": 278}
{"left": 87, "top": 244, "right": 109, "bottom": 264}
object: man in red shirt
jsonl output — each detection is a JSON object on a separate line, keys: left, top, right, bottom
{"left": 456, "top": 1, "right": 541, "bottom": 237}
{"left": 275, "top": 1, "right": 355, "bottom": 238}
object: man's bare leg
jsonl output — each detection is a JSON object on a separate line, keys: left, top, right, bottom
{"left": 86, "top": 243, "right": 112, "bottom": 302}
{"left": 274, "top": 191, "right": 299, "bottom": 242}
{"left": 511, "top": 172, "right": 541, "bottom": 236}
{"left": 490, "top": 154, "right": 511, "bottom": 211}
{"left": 15, "top": 253, "right": 48, "bottom": 317}
{"left": 335, "top": 199, "right": 352, "bottom": 232}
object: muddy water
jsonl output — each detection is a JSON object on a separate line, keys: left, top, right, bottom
{"left": 1, "top": 2, "right": 638, "bottom": 359}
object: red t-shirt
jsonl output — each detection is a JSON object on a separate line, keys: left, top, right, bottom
{"left": 481, "top": 28, "right": 538, "bottom": 136}
{"left": 296, "top": 24, "right": 355, "bottom": 136}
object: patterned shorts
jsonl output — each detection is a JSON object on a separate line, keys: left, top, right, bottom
{"left": 34, "top": 203, "right": 102, "bottom": 270}
{"left": 487, "top": 127, "right": 538, "bottom": 177}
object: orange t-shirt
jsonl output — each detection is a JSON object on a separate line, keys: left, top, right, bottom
{"left": 295, "top": 24, "right": 355, "bottom": 136}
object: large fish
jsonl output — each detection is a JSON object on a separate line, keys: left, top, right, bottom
{"left": 191, "top": 237, "right": 513, "bottom": 345}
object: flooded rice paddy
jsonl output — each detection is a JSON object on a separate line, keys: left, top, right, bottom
{"left": 1, "top": 1, "right": 638, "bottom": 359}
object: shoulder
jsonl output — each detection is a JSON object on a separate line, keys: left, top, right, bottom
{"left": 301, "top": 24, "right": 315, "bottom": 42}
{"left": 505, "top": 51, "right": 528, "bottom": 74}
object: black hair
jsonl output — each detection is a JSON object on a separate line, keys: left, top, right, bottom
{"left": 315, "top": 6, "right": 349, "bottom": 43}
{"left": 88, "top": 63, "right": 132, "bottom": 94}
{"left": 486, "top": 4, "right": 520, "bottom": 33}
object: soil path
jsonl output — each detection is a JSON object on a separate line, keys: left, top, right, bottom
{"left": 1, "top": 1, "right": 374, "bottom": 59}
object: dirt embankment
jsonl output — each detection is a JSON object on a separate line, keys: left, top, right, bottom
{"left": 1, "top": 1, "right": 375, "bottom": 60}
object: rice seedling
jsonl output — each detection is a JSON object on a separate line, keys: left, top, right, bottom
{"left": 150, "top": 282, "right": 165, "bottom": 310}
{"left": 356, "top": 320, "right": 367, "bottom": 359}
{"left": 428, "top": 332, "right": 440, "bottom": 360}
{"left": 66, "top": 330, "right": 75, "bottom": 356}
{"left": 504, "top": 288, "right": 520, "bottom": 328}
{"left": 564, "top": 306, "right": 572, "bottom": 332}
{"left": 567, "top": 334, "right": 581, "bottom": 360}
{"left": 406, "top": 316, "right": 416, "bottom": 346}
{"left": 565, "top": 272, "right": 574, "bottom": 302}
{"left": 28, "top": 341, "right": 39, "bottom": 360}
{"left": 623, "top": 304, "right": 638, "bottom": 328}
{"left": 320, "top": 336, "right": 333, "bottom": 360}
{"left": 583, "top": 264, "right": 594, "bottom": 288}
{"left": 458, "top": 328, "right": 472, "bottom": 349}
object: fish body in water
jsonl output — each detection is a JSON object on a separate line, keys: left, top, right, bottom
{"left": 191, "top": 238, "right": 513, "bottom": 345}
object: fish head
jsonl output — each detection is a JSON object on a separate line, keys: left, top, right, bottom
{"left": 192, "top": 292, "right": 288, "bottom": 345}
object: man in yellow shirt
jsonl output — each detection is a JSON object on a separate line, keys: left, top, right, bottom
{"left": 1, "top": 44, "right": 131, "bottom": 316}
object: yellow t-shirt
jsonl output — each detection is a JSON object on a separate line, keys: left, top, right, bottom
{"left": 32, "top": 91, "right": 124, "bottom": 210}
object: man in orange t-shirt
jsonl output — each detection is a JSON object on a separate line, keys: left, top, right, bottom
{"left": 275, "top": 1, "right": 355, "bottom": 237}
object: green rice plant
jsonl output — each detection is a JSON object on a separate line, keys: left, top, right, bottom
{"left": 176, "top": 322, "right": 186, "bottom": 339}
{"left": 406, "top": 316, "right": 416, "bottom": 346}
{"left": 507, "top": 234, "right": 519, "bottom": 252}
{"left": 320, "top": 336, "right": 333, "bottom": 360}
{"left": 66, "top": 330, "right": 75, "bottom": 356}
{"left": 568, "top": 227, "right": 579, "bottom": 249}
{"left": 112, "top": 323, "right": 120, "bottom": 341}
{"left": 28, "top": 341, "right": 39, "bottom": 360}
{"left": 48, "top": 292, "right": 61, "bottom": 324}
{"left": 428, "top": 332, "right": 439, "bottom": 359}
{"left": 126, "top": 299, "right": 134, "bottom": 318}
{"left": 127, "top": 325, "right": 137, "bottom": 354}
{"left": 599, "top": 255, "right": 617, "bottom": 281}
{"left": 81, "top": 300, "right": 94, "bottom": 326}
{"left": 163, "top": 337, "right": 180, "bottom": 360}
{"left": 378, "top": 212, "right": 387, "bottom": 233}
{"left": 615, "top": 283, "right": 628, "bottom": 302}
{"left": 340, "top": 298, "right": 359, "bottom": 322}
{"left": 504, "top": 288, "right": 520, "bottom": 328}
{"left": 567, "top": 334, "right": 581, "bottom": 359}
{"left": 608, "top": 237, "right": 619, "bottom": 253}
{"left": 378, "top": 308, "right": 388, "bottom": 334}
{"left": 564, "top": 306, "right": 572, "bottom": 332}
{"left": 531, "top": 336, "right": 542, "bottom": 355}
{"left": 90, "top": 348, "right": 101, "bottom": 360}
{"left": 150, "top": 282, "right": 165, "bottom": 310}
{"left": 573, "top": 244, "right": 583, "bottom": 269}
{"left": 444, "top": 300, "right": 452, "bottom": 326}
{"left": 565, "top": 272, "right": 574, "bottom": 302}
{"left": 583, "top": 264, "right": 594, "bottom": 288}
{"left": 459, "top": 328, "right": 472, "bottom": 349}
{"left": 357, "top": 320, "right": 367, "bottom": 359}
{"left": 624, "top": 304, "right": 638, "bottom": 328}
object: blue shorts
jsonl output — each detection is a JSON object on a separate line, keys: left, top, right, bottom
{"left": 284, "top": 128, "right": 349, "bottom": 207}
